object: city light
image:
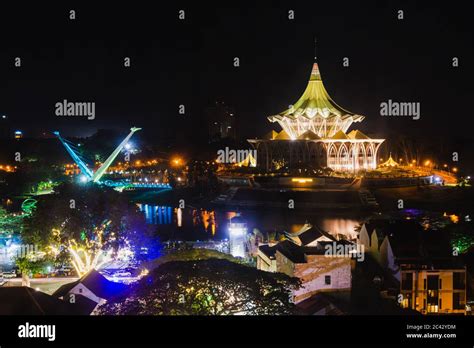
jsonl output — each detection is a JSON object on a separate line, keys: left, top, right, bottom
{"left": 171, "top": 157, "right": 183, "bottom": 166}
{"left": 0, "top": 5, "right": 472, "bottom": 326}
{"left": 291, "top": 178, "right": 314, "bottom": 183}
{"left": 229, "top": 227, "right": 246, "bottom": 236}
{"left": 79, "top": 174, "right": 88, "bottom": 183}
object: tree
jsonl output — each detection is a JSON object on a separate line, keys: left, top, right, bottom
{"left": 446, "top": 221, "right": 474, "bottom": 254}
{"left": 21, "top": 183, "right": 154, "bottom": 277}
{"left": 15, "top": 256, "right": 48, "bottom": 287}
{"left": 140, "top": 248, "right": 244, "bottom": 272}
{"left": 97, "top": 258, "right": 300, "bottom": 315}
{"left": 0, "top": 207, "right": 23, "bottom": 235}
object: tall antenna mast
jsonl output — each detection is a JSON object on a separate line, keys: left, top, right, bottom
{"left": 314, "top": 36, "right": 318, "bottom": 62}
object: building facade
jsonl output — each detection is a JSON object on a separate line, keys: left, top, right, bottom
{"left": 400, "top": 265, "right": 467, "bottom": 315}
{"left": 257, "top": 226, "right": 353, "bottom": 303}
{"left": 249, "top": 61, "right": 384, "bottom": 172}
{"left": 358, "top": 220, "right": 467, "bottom": 315}
{"left": 206, "top": 101, "right": 236, "bottom": 142}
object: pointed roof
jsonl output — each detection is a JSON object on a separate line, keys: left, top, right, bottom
{"left": 0, "top": 287, "right": 80, "bottom": 315}
{"left": 268, "top": 63, "right": 364, "bottom": 122}
{"left": 297, "top": 130, "right": 321, "bottom": 140}
{"left": 347, "top": 130, "right": 370, "bottom": 140}
{"left": 330, "top": 130, "right": 349, "bottom": 140}
{"left": 284, "top": 223, "right": 336, "bottom": 246}
{"left": 263, "top": 130, "right": 278, "bottom": 140}
{"left": 235, "top": 152, "right": 257, "bottom": 167}
{"left": 380, "top": 153, "right": 399, "bottom": 167}
{"left": 274, "top": 130, "right": 291, "bottom": 140}
{"left": 53, "top": 269, "right": 129, "bottom": 300}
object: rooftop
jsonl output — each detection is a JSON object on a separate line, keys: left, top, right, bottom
{"left": 53, "top": 269, "right": 129, "bottom": 300}
{"left": 267, "top": 61, "right": 364, "bottom": 139}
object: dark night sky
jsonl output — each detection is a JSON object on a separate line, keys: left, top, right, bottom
{"left": 0, "top": 1, "right": 473, "bottom": 147}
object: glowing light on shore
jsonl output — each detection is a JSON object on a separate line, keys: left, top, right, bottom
{"left": 291, "top": 178, "right": 313, "bottom": 183}
{"left": 171, "top": 157, "right": 183, "bottom": 166}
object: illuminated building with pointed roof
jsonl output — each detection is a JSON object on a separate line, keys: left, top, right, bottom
{"left": 249, "top": 56, "right": 384, "bottom": 173}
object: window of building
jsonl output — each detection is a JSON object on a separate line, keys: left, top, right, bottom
{"left": 439, "top": 278, "right": 442, "bottom": 290}
{"left": 401, "top": 272, "right": 413, "bottom": 290}
{"left": 325, "top": 275, "right": 331, "bottom": 285}
{"left": 423, "top": 279, "right": 426, "bottom": 290}
{"left": 427, "top": 275, "right": 439, "bottom": 290}
{"left": 439, "top": 299, "right": 442, "bottom": 309}
{"left": 453, "top": 293, "right": 465, "bottom": 310}
{"left": 453, "top": 272, "right": 465, "bottom": 290}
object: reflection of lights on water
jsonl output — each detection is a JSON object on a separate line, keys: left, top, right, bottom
{"left": 177, "top": 207, "right": 182, "bottom": 227}
{"left": 319, "top": 219, "right": 360, "bottom": 240}
{"left": 291, "top": 178, "right": 313, "bottom": 184}
{"left": 138, "top": 204, "right": 172, "bottom": 225}
{"left": 195, "top": 209, "right": 216, "bottom": 235}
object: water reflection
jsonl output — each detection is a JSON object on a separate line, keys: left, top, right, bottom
{"left": 320, "top": 219, "right": 360, "bottom": 240}
{"left": 137, "top": 203, "right": 365, "bottom": 241}
{"left": 138, "top": 204, "right": 172, "bottom": 225}
{"left": 192, "top": 209, "right": 216, "bottom": 235}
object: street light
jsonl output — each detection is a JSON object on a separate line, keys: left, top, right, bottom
{"left": 171, "top": 157, "right": 183, "bottom": 166}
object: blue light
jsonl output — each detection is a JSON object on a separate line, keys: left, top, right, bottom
{"left": 79, "top": 174, "right": 88, "bottom": 183}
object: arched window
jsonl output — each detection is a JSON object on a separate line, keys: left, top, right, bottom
{"left": 358, "top": 144, "right": 367, "bottom": 169}
{"left": 328, "top": 144, "right": 337, "bottom": 168}
{"left": 337, "top": 144, "right": 350, "bottom": 170}
{"left": 366, "top": 144, "right": 374, "bottom": 169}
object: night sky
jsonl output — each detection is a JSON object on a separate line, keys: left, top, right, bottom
{"left": 0, "top": 1, "right": 472, "bottom": 147}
